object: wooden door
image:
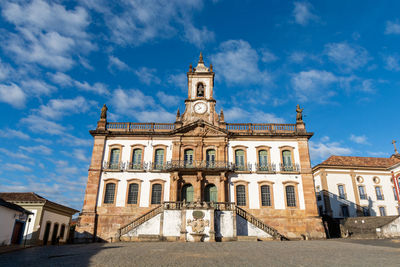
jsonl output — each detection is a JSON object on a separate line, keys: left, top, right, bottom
{"left": 11, "top": 221, "right": 23, "bottom": 244}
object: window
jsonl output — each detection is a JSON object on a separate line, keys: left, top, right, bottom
{"left": 59, "top": 224, "right": 66, "bottom": 240}
{"left": 258, "top": 150, "right": 269, "bottom": 171}
{"left": 236, "top": 185, "right": 246, "bottom": 206}
{"left": 109, "top": 148, "right": 120, "bottom": 169}
{"left": 286, "top": 185, "right": 296, "bottom": 207}
{"left": 206, "top": 149, "right": 215, "bottom": 167}
{"left": 379, "top": 206, "right": 386, "bottom": 216}
{"left": 282, "top": 150, "right": 292, "bottom": 167}
{"left": 358, "top": 185, "right": 366, "bottom": 200}
{"left": 151, "top": 184, "right": 162, "bottom": 204}
{"left": 235, "top": 150, "right": 245, "bottom": 171}
{"left": 154, "top": 149, "right": 164, "bottom": 169}
{"left": 131, "top": 149, "right": 142, "bottom": 169}
{"left": 260, "top": 185, "right": 271, "bottom": 206}
{"left": 338, "top": 185, "right": 346, "bottom": 199}
{"left": 127, "top": 183, "right": 139, "bottom": 204}
{"left": 184, "top": 149, "right": 194, "bottom": 167}
{"left": 375, "top": 186, "right": 383, "bottom": 200}
{"left": 104, "top": 183, "right": 116, "bottom": 204}
{"left": 197, "top": 83, "right": 204, "bottom": 97}
{"left": 341, "top": 205, "right": 349, "bottom": 217}
{"left": 393, "top": 187, "right": 398, "bottom": 201}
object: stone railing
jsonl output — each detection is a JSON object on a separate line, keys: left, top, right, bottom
{"left": 106, "top": 122, "right": 175, "bottom": 132}
{"left": 166, "top": 160, "right": 235, "bottom": 171}
{"left": 226, "top": 123, "right": 297, "bottom": 133}
{"left": 162, "top": 201, "right": 235, "bottom": 211}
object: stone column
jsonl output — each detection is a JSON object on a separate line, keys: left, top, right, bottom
{"left": 219, "top": 172, "right": 226, "bottom": 202}
{"left": 209, "top": 209, "right": 215, "bottom": 242}
{"left": 75, "top": 134, "right": 106, "bottom": 242}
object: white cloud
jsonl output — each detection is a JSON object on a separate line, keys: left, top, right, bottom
{"left": 0, "top": 59, "right": 12, "bottom": 81}
{"left": 49, "top": 72, "right": 73, "bottom": 86}
{"left": 261, "top": 49, "right": 278, "bottom": 63}
{"left": 37, "top": 96, "right": 94, "bottom": 120}
{"left": 59, "top": 134, "right": 92, "bottom": 147}
{"left": 384, "top": 55, "right": 400, "bottom": 71}
{"left": 293, "top": 1, "right": 319, "bottom": 26}
{"left": 288, "top": 51, "right": 322, "bottom": 64}
{"left": 385, "top": 21, "right": 400, "bottom": 35}
{"left": 349, "top": 134, "right": 369, "bottom": 145}
{"left": 1, "top": 0, "right": 94, "bottom": 70}
{"left": 4, "top": 163, "right": 32, "bottom": 172}
{"left": 20, "top": 115, "right": 67, "bottom": 135}
{"left": 0, "top": 128, "right": 30, "bottom": 140}
{"left": 156, "top": 91, "right": 180, "bottom": 107}
{"left": 111, "top": 88, "right": 155, "bottom": 114}
{"left": 74, "top": 81, "right": 109, "bottom": 95}
{"left": 0, "top": 83, "right": 26, "bottom": 108}
{"left": 19, "top": 144, "right": 52, "bottom": 155}
{"left": 134, "top": 67, "right": 161, "bottom": 85}
{"left": 224, "top": 107, "right": 285, "bottom": 123}
{"left": 108, "top": 56, "right": 130, "bottom": 71}
{"left": 0, "top": 148, "right": 31, "bottom": 160}
{"left": 310, "top": 140, "right": 352, "bottom": 161}
{"left": 183, "top": 23, "right": 215, "bottom": 48}
{"left": 134, "top": 110, "right": 176, "bottom": 123}
{"left": 211, "top": 40, "right": 271, "bottom": 85}
{"left": 291, "top": 70, "right": 337, "bottom": 102}
{"left": 168, "top": 73, "right": 187, "bottom": 91}
{"left": 324, "top": 42, "right": 371, "bottom": 72}
{"left": 21, "top": 79, "right": 56, "bottom": 96}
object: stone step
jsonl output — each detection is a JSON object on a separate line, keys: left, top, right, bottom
{"left": 237, "top": 236, "right": 258, "bottom": 241}
{"left": 138, "top": 234, "right": 161, "bottom": 241}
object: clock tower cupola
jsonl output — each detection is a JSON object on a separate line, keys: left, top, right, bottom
{"left": 180, "top": 53, "right": 220, "bottom": 126}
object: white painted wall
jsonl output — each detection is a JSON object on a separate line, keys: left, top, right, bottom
{"left": 215, "top": 211, "right": 234, "bottom": 238}
{"left": 163, "top": 210, "right": 181, "bottom": 237}
{"left": 236, "top": 215, "right": 271, "bottom": 238}
{"left": 0, "top": 206, "right": 24, "bottom": 245}
{"left": 23, "top": 209, "right": 37, "bottom": 240}
{"left": 126, "top": 214, "right": 161, "bottom": 237}
{"left": 39, "top": 210, "right": 70, "bottom": 241}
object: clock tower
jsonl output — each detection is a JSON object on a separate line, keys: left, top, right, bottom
{"left": 179, "top": 53, "right": 222, "bottom": 126}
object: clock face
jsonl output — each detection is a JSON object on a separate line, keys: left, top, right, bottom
{"left": 194, "top": 102, "right": 207, "bottom": 114}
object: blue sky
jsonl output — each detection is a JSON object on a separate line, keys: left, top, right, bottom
{"left": 0, "top": 0, "right": 399, "bottom": 210}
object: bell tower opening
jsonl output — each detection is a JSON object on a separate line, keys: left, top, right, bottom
{"left": 197, "top": 83, "right": 205, "bottom": 97}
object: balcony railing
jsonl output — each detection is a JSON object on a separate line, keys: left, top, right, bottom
{"left": 359, "top": 194, "right": 368, "bottom": 200}
{"left": 226, "top": 123, "right": 297, "bottom": 133}
{"left": 127, "top": 162, "right": 147, "bottom": 171}
{"left": 255, "top": 163, "right": 276, "bottom": 173}
{"left": 150, "top": 162, "right": 168, "bottom": 171}
{"left": 102, "top": 161, "right": 125, "bottom": 171}
{"left": 233, "top": 163, "right": 252, "bottom": 172}
{"left": 166, "top": 160, "right": 235, "bottom": 171}
{"left": 279, "top": 163, "right": 300, "bottom": 172}
{"left": 106, "top": 122, "right": 175, "bottom": 132}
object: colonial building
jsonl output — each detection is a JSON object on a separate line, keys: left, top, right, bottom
{"left": 0, "top": 192, "right": 78, "bottom": 245}
{"left": 76, "top": 54, "right": 325, "bottom": 242}
{"left": 313, "top": 147, "right": 400, "bottom": 219}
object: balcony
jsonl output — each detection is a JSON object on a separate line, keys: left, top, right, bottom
{"left": 166, "top": 160, "right": 234, "bottom": 171}
{"left": 233, "top": 163, "right": 252, "bottom": 172}
{"left": 150, "top": 162, "right": 168, "bottom": 171}
{"left": 279, "top": 163, "right": 300, "bottom": 173}
{"left": 255, "top": 163, "right": 276, "bottom": 173}
{"left": 127, "top": 162, "right": 147, "bottom": 171}
{"left": 103, "top": 161, "right": 125, "bottom": 171}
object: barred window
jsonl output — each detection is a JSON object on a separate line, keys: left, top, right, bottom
{"left": 375, "top": 186, "right": 383, "bottom": 200}
{"left": 127, "top": 183, "right": 139, "bottom": 204}
{"left": 286, "top": 185, "right": 296, "bottom": 207}
{"left": 258, "top": 150, "right": 268, "bottom": 167}
{"left": 184, "top": 149, "right": 194, "bottom": 166}
{"left": 132, "top": 149, "right": 142, "bottom": 168}
{"left": 282, "top": 150, "right": 292, "bottom": 167}
{"left": 110, "top": 148, "right": 120, "bottom": 169}
{"left": 261, "top": 185, "right": 271, "bottom": 206}
{"left": 206, "top": 149, "right": 215, "bottom": 167}
{"left": 358, "top": 185, "right": 366, "bottom": 200}
{"left": 104, "top": 183, "right": 116, "bottom": 204}
{"left": 154, "top": 149, "right": 164, "bottom": 169}
{"left": 235, "top": 150, "right": 245, "bottom": 170}
{"left": 236, "top": 185, "right": 246, "bottom": 206}
{"left": 379, "top": 206, "right": 386, "bottom": 216}
{"left": 151, "top": 184, "right": 162, "bottom": 204}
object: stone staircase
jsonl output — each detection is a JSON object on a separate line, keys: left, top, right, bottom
{"left": 116, "top": 202, "right": 288, "bottom": 241}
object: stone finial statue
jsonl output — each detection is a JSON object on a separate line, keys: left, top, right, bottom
{"left": 176, "top": 108, "right": 181, "bottom": 121}
{"left": 210, "top": 64, "right": 213, "bottom": 72}
{"left": 296, "top": 104, "right": 303, "bottom": 122}
{"left": 219, "top": 109, "right": 225, "bottom": 122}
{"left": 100, "top": 104, "right": 108, "bottom": 120}
{"left": 189, "top": 64, "right": 193, "bottom": 72}
{"left": 199, "top": 52, "right": 204, "bottom": 63}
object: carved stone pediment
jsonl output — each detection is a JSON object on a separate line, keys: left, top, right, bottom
{"left": 172, "top": 120, "right": 228, "bottom": 137}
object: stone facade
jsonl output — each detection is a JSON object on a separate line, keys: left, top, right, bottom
{"left": 75, "top": 54, "right": 325, "bottom": 242}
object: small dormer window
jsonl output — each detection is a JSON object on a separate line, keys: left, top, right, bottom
{"left": 197, "top": 83, "right": 204, "bottom": 97}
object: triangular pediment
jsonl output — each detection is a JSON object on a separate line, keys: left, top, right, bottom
{"left": 172, "top": 120, "right": 228, "bottom": 137}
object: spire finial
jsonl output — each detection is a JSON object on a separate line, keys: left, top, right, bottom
{"left": 220, "top": 108, "right": 224, "bottom": 122}
{"left": 176, "top": 108, "right": 181, "bottom": 121}
{"left": 199, "top": 52, "right": 204, "bottom": 63}
{"left": 393, "top": 140, "right": 399, "bottom": 154}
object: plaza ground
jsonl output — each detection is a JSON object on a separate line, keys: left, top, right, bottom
{"left": 1, "top": 239, "right": 400, "bottom": 266}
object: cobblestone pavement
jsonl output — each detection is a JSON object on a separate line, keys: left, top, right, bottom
{"left": 1, "top": 239, "right": 400, "bottom": 267}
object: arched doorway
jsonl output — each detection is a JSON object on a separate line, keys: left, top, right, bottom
{"left": 181, "top": 184, "right": 194, "bottom": 202}
{"left": 43, "top": 222, "right": 51, "bottom": 245}
{"left": 204, "top": 184, "right": 217, "bottom": 202}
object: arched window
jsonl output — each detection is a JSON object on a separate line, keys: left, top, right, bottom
{"left": 197, "top": 83, "right": 204, "bottom": 97}
{"left": 258, "top": 150, "right": 268, "bottom": 171}
{"left": 59, "top": 224, "right": 66, "bottom": 240}
{"left": 184, "top": 149, "right": 194, "bottom": 167}
{"left": 154, "top": 149, "right": 164, "bottom": 169}
{"left": 104, "top": 183, "right": 116, "bottom": 204}
{"left": 286, "top": 185, "right": 296, "bottom": 207}
{"left": 110, "top": 148, "right": 120, "bottom": 169}
{"left": 151, "top": 183, "right": 162, "bottom": 204}
{"left": 282, "top": 150, "right": 292, "bottom": 167}
{"left": 235, "top": 150, "right": 245, "bottom": 171}
{"left": 206, "top": 149, "right": 216, "bottom": 167}
{"left": 181, "top": 184, "right": 194, "bottom": 202}
{"left": 131, "top": 148, "right": 142, "bottom": 169}
{"left": 236, "top": 185, "right": 246, "bottom": 206}
{"left": 204, "top": 184, "right": 217, "bottom": 202}
{"left": 260, "top": 185, "right": 271, "bottom": 206}
{"left": 127, "top": 183, "right": 139, "bottom": 204}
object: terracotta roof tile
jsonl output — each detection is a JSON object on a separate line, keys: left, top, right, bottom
{"left": 317, "top": 155, "right": 400, "bottom": 169}
{"left": 0, "top": 192, "right": 46, "bottom": 202}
